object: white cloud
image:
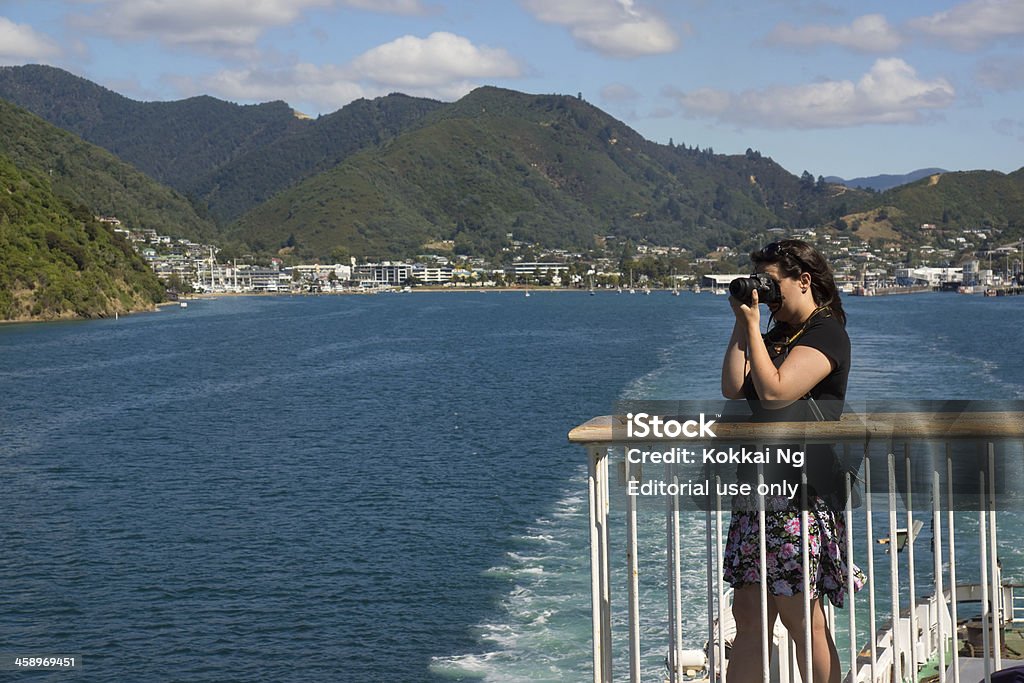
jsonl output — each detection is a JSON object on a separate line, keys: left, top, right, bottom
{"left": 184, "top": 63, "right": 368, "bottom": 111}
{"left": 520, "top": 0, "right": 679, "bottom": 58}
{"left": 766, "top": 14, "right": 904, "bottom": 53}
{"left": 909, "top": 0, "right": 1024, "bottom": 50}
{"left": 351, "top": 32, "right": 521, "bottom": 88}
{"left": 73, "top": 0, "right": 324, "bottom": 50}
{"left": 72, "top": 0, "right": 429, "bottom": 52}
{"left": 669, "top": 58, "right": 955, "bottom": 129}
{"left": 340, "top": 0, "right": 431, "bottom": 14}
{"left": 0, "top": 16, "right": 61, "bottom": 63}
{"left": 187, "top": 32, "right": 522, "bottom": 112}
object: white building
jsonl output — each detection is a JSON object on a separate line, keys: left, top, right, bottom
{"left": 895, "top": 267, "right": 962, "bottom": 287}
{"left": 289, "top": 263, "right": 352, "bottom": 281}
{"left": 412, "top": 265, "right": 453, "bottom": 284}
{"left": 509, "top": 262, "right": 570, "bottom": 277}
{"left": 700, "top": 273, "right": 748, "bottom": 292}
{"left": 354, "top": 262, "right": 412, "bottom": 286}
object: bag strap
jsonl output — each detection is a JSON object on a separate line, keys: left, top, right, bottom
{"left": 806, "top": 395, "right": 825, "bottom": 421}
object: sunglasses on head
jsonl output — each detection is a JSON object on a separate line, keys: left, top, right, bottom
{"left": 761, "top": 242, "right": 811, "bottom": 273}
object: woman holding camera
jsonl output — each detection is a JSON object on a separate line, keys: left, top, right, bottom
{"left": 720, "top": 239, "right": 864, "bottom": 683}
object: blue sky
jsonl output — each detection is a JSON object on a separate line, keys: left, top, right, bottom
{"left": 1, "top": 0, "right": 1022, "bottom": 179}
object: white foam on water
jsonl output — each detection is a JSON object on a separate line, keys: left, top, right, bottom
{"left": 436, "top": 298, "right": 1024, "bottom": 680}
{"left": 431, "top": 473, "right": 596, "bottom": 680}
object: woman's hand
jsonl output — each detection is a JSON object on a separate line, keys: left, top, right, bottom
{"left": 730, "top": 289, "right": 761, "bottom": 330}
{"left": 722, "top": 291, "right": 758, "bottom": 399}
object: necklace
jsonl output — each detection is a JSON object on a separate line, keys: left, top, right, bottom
{"left": 768, "top": 305, "right": 831, "bottom": 358}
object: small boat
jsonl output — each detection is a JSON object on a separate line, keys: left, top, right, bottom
{"left": 179, "top": 301, "right": 188, "bottom": 308}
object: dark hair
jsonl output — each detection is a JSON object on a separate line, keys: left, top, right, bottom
{"left": 750, "top": 239, "right": 846, "bottom": 326}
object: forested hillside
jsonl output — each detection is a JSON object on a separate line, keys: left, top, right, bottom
{"left": 0, "top": 65, "right": 446, "bottom": 225}
{"left": 3, "top": 65, "right": 1024, "bottom": 263}
{"left": 186, "top": 93, "right": 446, "bottom": 224}
{"left": 0, "top": 99, "right": 214, "bottom": 240}
{"left": 232, "top": 87, "right": 862, "bottom": 259}
{"left": 0, "top": 64, "right": 305, "bottom": 194}
{"left": 0, "top": 154, "right": 164, "bottom": 321}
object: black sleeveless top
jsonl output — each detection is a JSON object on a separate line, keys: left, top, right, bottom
{"left": 742, "top": 309, "right": 850, "bottom": 421}
{"left": 737, "top": 309, "right": 851, "bottom": 506}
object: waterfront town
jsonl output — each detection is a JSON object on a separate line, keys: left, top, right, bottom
{"left": 104, "top": 217, "right": 1024, "bottom": 297}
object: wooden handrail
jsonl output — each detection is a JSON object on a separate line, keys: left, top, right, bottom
{"left": 568, "top": 411, "right": 1024, "bottom": 444}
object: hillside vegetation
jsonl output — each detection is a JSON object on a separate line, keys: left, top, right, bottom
{"left": 0, "top": 154, "right": 165, "bottom": 321}
{"left": 0, "top": 99, "right": 215, "bottom": 240}
{"left": 0, "top": 64, "right": 305, "bottom": 195}
{"left": 3, "top": 66, "right": 1024, "bottom": 262}
{"left": 188, "top": 93, "right": 446, "bottom": 224}
{"left": 881, "top": 170, "right": 1024, "bottom": 235}
{"left": 0, "top": 65, "right": 446, "bottom": 225}
{"left": 232, "top": 88, "right": 861, "bottom": 259}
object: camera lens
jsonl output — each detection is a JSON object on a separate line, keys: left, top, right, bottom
{"left": 729, "top": 276, "right": 755, "bottom": 302}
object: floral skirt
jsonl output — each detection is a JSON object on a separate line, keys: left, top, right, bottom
{"left": 722, "top": 495, "right": 866, "bottom": 608}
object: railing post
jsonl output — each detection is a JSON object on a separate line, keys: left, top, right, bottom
{"left": 715, "top": 478, "right": 726, "bottom": 683}
{"left": 932, "top": 469, "right": 946, "bottom": 683}
{"left": 705, "top": 507, "right": 715, "bottom": 683}
{"left": 947, "top": 449, "right": 960, "bottom": 683}
{"left": 844, "top": 458, "right": 857, "bottom": 683}
{"left": 864, "top": 451, "right": 878, "bottom": 682}
{"left": 800, "top": 464, "right": 812, "bottom": 683}
{"left": 758, "top": 463, "right": 770, "bottom": 683}
{"left": 588, "top": 445, "right": 612, "bottom": 683}
{"left": 888, "top": 451, "right": 902, "bottom": 683}
{"left": 625, "top": 455, "right": 641, "bottom": 683}
{"left": 904, "top": 445, "right": 918, "bottom": 680}
{"left": 979, "top": 471, "right": 991, "bottom": 683}
{"left": 987, "top": 443, "right": 1001, "bottom": 672}
{"left": 665, "top": 461, "right": 683, "bottom": 682}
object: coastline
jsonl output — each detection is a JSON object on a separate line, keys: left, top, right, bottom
{"left": 4, "top": 285, "right": 1017, "bottom": 325}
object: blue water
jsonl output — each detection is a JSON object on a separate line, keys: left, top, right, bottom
{"left": 1, "top": 292, "right": 1022, "bottom": 681}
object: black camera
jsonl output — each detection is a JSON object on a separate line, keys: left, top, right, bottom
{"left": 729, "top": 272, "right": 781, "bottom": 305}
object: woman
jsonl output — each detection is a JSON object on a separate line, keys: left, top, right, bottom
{"left": 720, "top": 239, "right": 864, "bottom": 683}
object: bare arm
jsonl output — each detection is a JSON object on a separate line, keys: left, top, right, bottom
{"left": 746, "top": 338, "right": 833, "bottom": 406}
{"left": 732, "top": 290, "right": 834, "bottom": 407}
{"left": 721, "top": 316, "right": 749, "bottom": 399}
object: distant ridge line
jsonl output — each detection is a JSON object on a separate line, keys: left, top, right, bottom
{"left": 825, "top": 168, "right": 948, "bottom": 192}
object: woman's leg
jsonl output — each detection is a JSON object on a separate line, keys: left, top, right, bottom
{"left": 727, "top": 585, "right": 778, "bottom": 683}
{"left": 774, "top": 594, "right": 839, "bottom": 683}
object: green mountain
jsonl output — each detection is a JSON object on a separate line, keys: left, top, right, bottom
{"left": 0, "top": 65, "right": 446, "bottom": 225}
{"left": 0, "top": 153, "right": 165, "bottom": 321}
{"left": 186, "top": 93, "right": 446, "bottom": 224}
{"left": 838, "top": 170, "right": 1024, "bottom": 247}
{"left": 6, "top": 66, "right": 1024, "bottom": 261}
{"left": 884, "top": 170, "right": 1024, "bottom": 229}
{"left": 0, "top": 64, "right": 306, "bottom": 197}
{"left": 0, "top": 99, "right": 215, "bottom": 241}
{"left": 231, "top": 87, "right": 859, "bottom": 259}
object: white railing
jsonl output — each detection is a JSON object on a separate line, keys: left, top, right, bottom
{"left": 568, "top": 407, "right": 1024, "bottom": 683}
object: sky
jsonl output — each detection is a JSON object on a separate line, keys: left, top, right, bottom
{"left": 0, "top": 0, "right": 1023, "bottom": 180}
